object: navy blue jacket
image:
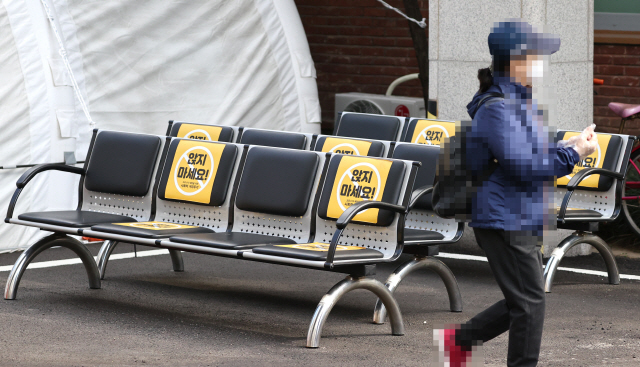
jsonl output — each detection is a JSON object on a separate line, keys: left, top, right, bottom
{"left": 466, "top": 82, "right": 580, "bottom": 233}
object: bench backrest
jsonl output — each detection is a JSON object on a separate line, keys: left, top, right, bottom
{"left": 335, "top": 112, "right": 405, "bottom": 141}
{"left": 80, "top": 130, "right": 163, "bottom": 221}
{"left": 154, "top": 138, "right": 243, "bottom": 231}
{"left": 238, "top": 127, "right": 314, "bottom": 150}
{"left": 232, "top": 146, "right": 326, "bottom": 243}
{"left": 167, "top": 121, "right": 237, "bottom": 142}
{"left": 392, "top": 142, "right": 463, "bottom": 242}
{"left": 312, "top": 135, "right": 391, "bottom": 158}
{"left": 314, "top": 154, "right": 417, "bottom": 260}
{"left": 555, "top": 130, "right": 634, "bottom": 220}
{"left": 401, "top": 118, "right": 457, "bottom": 146}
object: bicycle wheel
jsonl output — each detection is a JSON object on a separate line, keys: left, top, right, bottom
{"left": 622, "top": 147, "right": 640, "bottom": 237}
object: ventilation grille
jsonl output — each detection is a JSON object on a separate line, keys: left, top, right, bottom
{"left": 343, "top": 100, "right": 383, "bottom": 115}
{"left": 315, "top": 218, "right": 397, "bottom": 258}
{"left": 83, "top": 193, "right": 150, "bottom": 220}
{"left": 554, "top": 187, "right": 616, "bottom": 218}
{"left": 155, "top": 201, "right": 228, "bottom": 231}
{"left": 233, "top": 210, "right": 310, "bottom": 242}
{"left": 405, "top": 210, "right": 459, "bottom": 241}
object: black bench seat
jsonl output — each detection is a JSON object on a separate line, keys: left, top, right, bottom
{"left": 18, "top": 210, "right": 136, "bottom": 228}
{"left": 6, "top": 132, "right": 424, "bottom": 349}
{"left": 402, "top": 228, "right": 445, "bottom": 242}
{"left": 554, "top": 208, "right": 603, "bottom": 219}
{"left": 170, "top": 232, "right": 296, "bottom": 250}
{"left": 252, "top": 242, "right": 383, "bottom": 261}
{"left": 90, "top": 221, "right": 213, "bottom": 239}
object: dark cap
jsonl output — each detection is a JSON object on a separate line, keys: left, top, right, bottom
{"left": 488, "top": 19, "right": 560, "bottom": 58}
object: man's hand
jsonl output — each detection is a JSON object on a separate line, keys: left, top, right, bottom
{"left": 571, "top": 124, "right": 598, "bottom": 160}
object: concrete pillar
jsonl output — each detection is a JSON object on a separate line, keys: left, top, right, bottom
{"left": 430, "top": 0, "right": 594, "bottom": 256}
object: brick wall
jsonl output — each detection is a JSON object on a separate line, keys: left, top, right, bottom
{"left": 594, "top": 44, "right": 640, "bottom": 135}
{"left": 294, "top": 0, "right": 428, "bottom": 132}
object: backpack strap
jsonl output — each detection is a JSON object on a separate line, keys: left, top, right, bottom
{"left": 472, "top": 92, "right": 503, "bottom": 184}
{"left": 472, "top": 92, "right": 504, "bottom": 116}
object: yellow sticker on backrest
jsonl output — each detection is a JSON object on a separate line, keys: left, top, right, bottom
{"left": 164, "top": 140, "right": 225, "bottom": 204}
{"left": 275, "top": 242, "right": 365, "bottom": 251}
{"left": 326, "top": 156, "right": 392, "bottom": 224}
{"left": 113, "top": 221, "right": 197, "bottom": 230}
{"left": 410, "top": 119, "right": 457, "bottom": 146}
{"left": 320, "top": 137, "right": 372, "bottom": 156}
{"left": 556, "top": 133, "right": 612, "bottom": 188}
{"left": 176, "top": 124, "right": 223, "bottom": 141}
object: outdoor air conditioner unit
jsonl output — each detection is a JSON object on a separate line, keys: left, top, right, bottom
{"left": 334, "top": 93, "right": 426, "bottom": 123}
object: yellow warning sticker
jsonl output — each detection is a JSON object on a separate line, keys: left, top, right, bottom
{"left": 320, "top": 137, "right": 372, "bottom": 156}
{"left": 326, "top": 156, "right": 392, "bottom": 224}
{"left": 112, "top": 221, "right": 197, "bottom": 230}
{"left": 557, "top": 133, "right": 611, "bottom": 189}
{"left": 176, "top": 124, "right": 223, "bottom": 141}
{"left": 164, "top": 140, "right": 225, "bottom": 204}
{"left": 275, "top": 242, "right": 365, "bottom": 251}
{"left": 410, "top": 119, "right": 456, "bottom": 146}
{"left": 555, "top": 207, "right": 583, "bottom": 211}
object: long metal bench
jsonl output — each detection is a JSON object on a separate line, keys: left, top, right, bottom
{"left": 5, "top": 131, "right": 422, "bottom": 348}
{"left": 549, "top": 130, "right": 635, "bottom": 292}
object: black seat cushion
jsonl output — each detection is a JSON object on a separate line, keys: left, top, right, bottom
{"left": 317, "top": 155, "right": 405, "bottom": 226}
{"left": 252, "top": 242, "right": 383, "bottom": 261}
{"left": 18, "top": 210, "right": 136, "bottom": 228}
{"left": 170, "top": 232, "right": 297, "bottom": 249}
{"left": 84, "top": 131, "right": 161, "bottom": 196}
{"left": 403, "top": 228, "right": 445, "bottom": 243}
{"left": 169, "top": 122, "right": 234, "bottom": 142}
{"left": 392, "top": 143, "right": 440, "bottom": 210}
{"left": 556, "top": 208, "right": 603, "bottom": 219}
{"left": 239, "top": 129, "right": 307, "bottom": 150}
{"left": 335, "top": 113, "right": 401, "bottom": 141}
{"left": 556, "top": 131, "right": 622, "bottom": 191}
{"left": 91, "top": 221, "right": 213, "bottom": 239}
{"left": 157, "top": 139, "right": 238, "bottom": 206}
{"left": 313, "top": 136, "right": 385, "bottom": 157}
{"left": 235, "top": 147, "right": 319, "bottom": 217}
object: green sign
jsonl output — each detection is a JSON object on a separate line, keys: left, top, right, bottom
{"left": 595, "top": 0, "right": 640, "bottom": 14}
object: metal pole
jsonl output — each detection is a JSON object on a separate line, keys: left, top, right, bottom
{"left": 96, "top": 240, "right": 118, "bottom": 280}
{"left": 169, "top": 250, "right": 184, "bottom": 272}
{"left": 543, "top": 231, "right": 619, "bottom": 293}
{"left": 373, "top": 256, "right": 462, "bottom": 324}
{"left": 5, "top": 233, "right": 100, "bottom": 300}
{"left": 306, "top": 276, "right": 404, "bottom": 348}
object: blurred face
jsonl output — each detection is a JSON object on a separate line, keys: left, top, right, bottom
{"left": 510, "top": 54, "right": 545, "bottom": 87}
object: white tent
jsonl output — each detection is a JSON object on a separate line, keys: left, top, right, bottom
{"left": 0, "top": 0, "right": 321, "bottom": 252}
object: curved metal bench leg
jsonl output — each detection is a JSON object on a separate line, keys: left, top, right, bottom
{"left": 96, "top": 240, "right": 119, "bottom": 280}
{"left": 5, "top": 233, "right": 101, "bottom": 300}
{"left": 306, "top": 276, "right": 404, "bottom": 348}
{"left": 373, "top": 256, "right": 462, "bottom": 324}
{"left": 543, "top": 231, "right": 619, "bottom": 293}
{"left": 169, "top": 249, "right": 184, "bottom": 272}
{"left": 97, "top": 243, "right": 184, "bottom": 278}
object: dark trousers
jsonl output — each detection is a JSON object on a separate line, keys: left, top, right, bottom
{"left": 456, "top": 228, "right": 545, "bottom": 367}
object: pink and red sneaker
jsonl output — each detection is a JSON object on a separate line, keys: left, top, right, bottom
{"left": 433, "top": 328, "right": 477, "bottom": 367}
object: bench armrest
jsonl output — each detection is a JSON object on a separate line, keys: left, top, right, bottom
{"left": 324, "top": 201, "right": 407, "bottom": 267}
{"left": 565, "top": 167, "right": 623, "bottom": 191}
{"left": 558, "top": 168, "right": 623, "bottom": 220}
{"left": 7, "top": 164, "right": 85, "bottom": 220}
{"left": 17, "top": 164, "right": 84, "bottom": 188}
{"left": 336, "top": 201, "right": 407, "bottom": 230}
{"left": 409, "top": 185, "right": 433, "bottom": 210}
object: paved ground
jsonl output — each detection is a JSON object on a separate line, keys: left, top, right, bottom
{"left": 0, "top": 240, "right": 639, "bottom": 367}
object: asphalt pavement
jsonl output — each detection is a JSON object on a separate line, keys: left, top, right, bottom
{"left": 0, "top": 240, "right": 638, "bottom": 367}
